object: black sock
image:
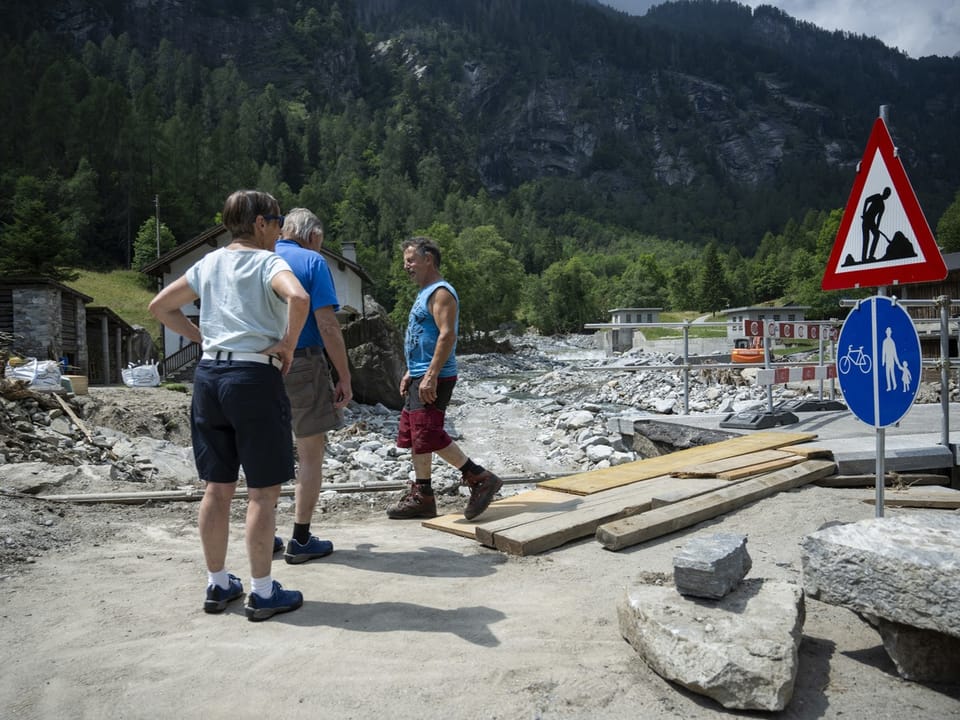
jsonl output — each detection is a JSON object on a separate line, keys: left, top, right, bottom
{"left": 416, "top": 479, "right": 434, "bottom": 495}
{"left": 293, "top": 522, "right": 311, "bottom": 545}
{"left": 460, "top": 459, "right": 483, "bottom": 476}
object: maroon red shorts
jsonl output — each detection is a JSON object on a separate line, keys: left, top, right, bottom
{"left": 396, "top": 376, "right": 456, "bottom": 455}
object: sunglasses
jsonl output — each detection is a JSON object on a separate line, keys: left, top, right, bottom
{"left": 262, "top": 214, "right": 285, "bottom": 226}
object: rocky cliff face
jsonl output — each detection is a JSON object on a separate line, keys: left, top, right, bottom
{"left": 464, "top": 60, "right": 844, "bottom": 194}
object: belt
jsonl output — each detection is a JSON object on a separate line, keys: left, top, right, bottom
{"left": 202, "top": 351, "right": 281, "bottom": 369}
{"left": 293, "top": 345, "right": 324, "bottom": 358}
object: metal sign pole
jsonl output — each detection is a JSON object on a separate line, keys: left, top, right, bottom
{"left": 764, "top": 335, "right": 774, "bottom": 413}
{"left": 940, "top": 296, "right": 950, "bottom": 447}
{"left": 876, "top": 427, "right": 885, "bottom": 517}
{"left": 875, "top": 287, "right": 886, "bottom": 517}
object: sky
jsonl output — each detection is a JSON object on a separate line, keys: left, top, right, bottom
{"left": 601, "top": 0, "right": 960, "bottom": 59}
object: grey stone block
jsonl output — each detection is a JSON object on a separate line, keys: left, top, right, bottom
{"left": 673, "top": 532, "right": 752, "bottom": 599}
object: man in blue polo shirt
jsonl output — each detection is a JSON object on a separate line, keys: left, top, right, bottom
{"left": 275, "top": 208, "right": 353, "bottom": 563}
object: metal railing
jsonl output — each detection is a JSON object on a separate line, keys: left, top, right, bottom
{"left": 586, "top": 299, "right": 960, "bottom": 425}
{"left": 160, "top": 341, "right": 200, "bottom": 378}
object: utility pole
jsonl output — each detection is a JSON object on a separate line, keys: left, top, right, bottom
{"left": 154, "top": 194, "right": 161, "bottom": 258}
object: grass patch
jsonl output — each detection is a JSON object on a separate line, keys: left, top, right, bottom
{"left": 66, "top": 270, "right": 160, "bottom": 342}
{"left": 643, "top": 312, "right": 729, "bottom": 340}
{"left": 643, "top": 325, "right": 728, "bottom": 340}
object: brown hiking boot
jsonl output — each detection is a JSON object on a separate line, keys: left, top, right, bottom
{"left": 386, "top": 482, "right": 437, "bottom": 519}
{"left": 462, "top": 468, "right": 503, "bottom": 520}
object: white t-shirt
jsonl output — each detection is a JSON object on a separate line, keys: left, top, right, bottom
{"left": 184, "top": 247, "right": 292, "bottom": 353}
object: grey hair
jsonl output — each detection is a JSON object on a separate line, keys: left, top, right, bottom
{"left": 283, "top": 207, "right": 324, "bottom": 243}
{"left": 402, "top": 236, "right": 441, "bottom": 268}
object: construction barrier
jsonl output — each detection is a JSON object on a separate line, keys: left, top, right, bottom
{"left": 756, "top": 364, "right": 837, "bottom": 386}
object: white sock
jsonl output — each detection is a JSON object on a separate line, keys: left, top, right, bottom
{"left": 251, "top": 575, "right": 274, "bottom": 598}
{"left": 208, "top": 569, "right": 230, "bottom": 589}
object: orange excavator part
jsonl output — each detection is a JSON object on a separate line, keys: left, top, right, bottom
{"left": 731, "top": 336, "right": 765, "bottom": 363}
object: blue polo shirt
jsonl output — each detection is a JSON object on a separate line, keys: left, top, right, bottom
{"left": 274, "top": 238, "right": 340, "bottom": 349}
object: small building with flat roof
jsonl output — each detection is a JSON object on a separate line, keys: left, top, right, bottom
{"left": 603, "top": 307, "right": 663, "bottom": 353}
{"left": 720, "top": 304, "right": 809, "bottom": 346}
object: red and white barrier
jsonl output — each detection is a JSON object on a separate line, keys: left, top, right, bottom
{"left": 756, "top": 364, "right": 837, "bottom": 386}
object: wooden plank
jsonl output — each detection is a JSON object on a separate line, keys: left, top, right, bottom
{"left": 489, "top": 477, "right": 731, "bottom": 556}
{"left": 421, "top": 488, "right": 576, "bottom": 540}
{"left": 780, "top": 443, "right": 834, "bottom": 460}
{"left": 537, "top": 431, "right": 817, "bottom": 495}
{"left": 863, "top": 485, "right": 960, "bottom": 509}
{"left": 53, "top": 393, "right": 96, "bottom": 445}
{"left": 816, "top": 473, "right": 949, "bottom": 488}
{"left": 716, "top": 455, "right": 802, "bottom": 480}
{"left": 471, "top": 476, "right": 675, "bottom": 546}
{"left": 672, "top": 449, "right": 796, "bottom": 478}
{"left": 595, "top": 459, "right": 836, "bottom": 551}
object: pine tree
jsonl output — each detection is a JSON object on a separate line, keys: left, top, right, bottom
{"left": 696, "top": 241, "right": 732, "bottom": 314}
{"left": 0, "top": 176, "right": 77, "bottom": 281}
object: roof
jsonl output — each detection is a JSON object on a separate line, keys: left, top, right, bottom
{"left": 608, "top": 307, "right": 663, "bottom": 313}
{"left": 140, "top": 224, "right": 373, "bottom": 284}
{"left": 720, "top": 304, "right": 810, "bottom": 315}
{"left": 0, "top": 276, "right": 94, "bottom": 303}
{"left": 85, "top": 306, "right": 136, "bottom": 333}
{"left": 942, "top": 251, "right": 960, "bottom": 272}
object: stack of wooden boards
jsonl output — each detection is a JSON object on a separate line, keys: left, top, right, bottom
{"left": 424, "top": 431, "right": 831, "bottom": 555}
{"left": 426, "top": 430, "right": 960, "bottom": 555}
{"left": 424, "top": 430, "right": 960, "bottom": 555}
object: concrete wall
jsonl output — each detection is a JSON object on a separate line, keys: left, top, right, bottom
{"left": 635, "top": 337, "right": 733, "bottom": 357}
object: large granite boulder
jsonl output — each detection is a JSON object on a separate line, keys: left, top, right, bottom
{"left": 618, "top": 579, "right": 804, "bottom": 711}
{"left": 801, "top": 513, "right": 960, "bottom": 637}
{"left": 869, "top": 616, "right": 960, "bottom": 682}
{"left": 341, "top": 297, "right": 405, "bottom": 410}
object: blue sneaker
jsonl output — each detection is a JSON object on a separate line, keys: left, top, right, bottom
{"left": 203, "top": 574, "right": 244, "bottom": 614}
{"left": 244, "top": 581, "right": 303, "bottom": 622}
{"left": 273, "top": 536, "right": 284, "bottom": 554}
{"left": 284, "top": 536, "right": 334, "bottom": 564}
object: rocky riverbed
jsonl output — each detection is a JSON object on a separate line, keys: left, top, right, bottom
{"left": 0, "top": 332, "right": 953, "bottom": 571}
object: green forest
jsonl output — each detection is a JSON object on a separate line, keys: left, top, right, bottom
{"left": 2, "top": 0, "right": 960, "bottom": 337}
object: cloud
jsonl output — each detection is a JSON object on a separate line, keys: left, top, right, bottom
{"left": 602, "top": 0, "right": 960, "bottom": 58}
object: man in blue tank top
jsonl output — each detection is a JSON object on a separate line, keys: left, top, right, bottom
{"left": 387, "top": 236, "right": 503, "bottom": 520}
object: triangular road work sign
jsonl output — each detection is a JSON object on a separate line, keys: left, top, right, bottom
{"left": 822, "top": 117, "right": 946, "bottom": 291}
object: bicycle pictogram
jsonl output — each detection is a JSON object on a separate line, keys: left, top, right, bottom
{"left": 838, "top": 344, "right": 872, "bottom": 375}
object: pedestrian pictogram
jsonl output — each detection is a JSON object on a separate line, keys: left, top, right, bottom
{"left": 822, "top": 118, "right": 946, "bottom": 291}
{"left": 836, "top": 296, "right": 920, "bottom": 427}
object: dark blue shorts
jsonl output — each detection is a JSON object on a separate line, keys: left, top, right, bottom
{"left": 191, "top": 360, "right": 294, "bottom": 488}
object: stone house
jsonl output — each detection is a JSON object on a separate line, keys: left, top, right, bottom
{"left": 1, "top": 277, "right": 91, "bottom": 372}
{"left": 0, "top": 277, "right": 141, "bottom": 385}
{"left": 140, "top": 225, "right": 372, "bottom": 378}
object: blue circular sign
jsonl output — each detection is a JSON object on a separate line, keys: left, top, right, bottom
{"left": 837, "top": 296, "right": 921, "bottom": 427}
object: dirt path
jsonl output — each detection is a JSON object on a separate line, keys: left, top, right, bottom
{"left": 1, "top": 487, "right": 958, "bottom": 718}
{"left": 446, "top": 380, "right": 574, "bottom": 480}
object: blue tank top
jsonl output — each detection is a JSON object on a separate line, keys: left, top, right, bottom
{"left": 405, "top": 280, "right": 459, "bottom": 378}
